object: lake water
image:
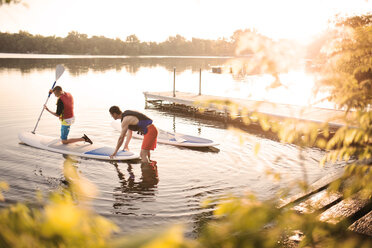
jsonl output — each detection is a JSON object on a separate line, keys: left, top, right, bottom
{"left": 0, "top": 54, "right": 343, "bottom": 236}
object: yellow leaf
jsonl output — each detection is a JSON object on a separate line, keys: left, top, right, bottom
{"left": 316, "top": 138, "right": 327, "bottom": 149}
{"left": 320, "top": 156, "right": 327, "bottom": 167}
{"left": 254, "top": 143, "right": 261, "bottom": 156}
{"left": 0, "top": 181, "right": 9, "bottom": 191}
{"left": 143, "top": 225, "right": 184, "bottom": 248}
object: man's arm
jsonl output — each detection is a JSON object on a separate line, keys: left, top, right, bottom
{"left": 44, "top": 99, "right": 63, "bottom": 118}
{"left": 110, "top": 126, "right": 128, "bottom": 158}
{"left": 123, "top": 130, "right": 132, "bottom": 151}
{"left": 110, "top": 116, "right": 137, "bottom": 158}
{"left": 44, "top": 105, "right": 59, "bottom": 117}
{"left": 55, "top": 99, "right": 63, "bottom": 117}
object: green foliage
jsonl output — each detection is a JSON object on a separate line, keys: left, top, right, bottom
{"left": 108, "top": 194, "right": 370, "bottom": 247}
{"left": 199, "top": 13, "right": 372, "bottom": 247}
{"left": 195, "top": 195, "right": 372, "bottom": 248}
{"left": 315, "top": 16, "right": 372, "bottom": 201}
{"left": 198, "top": 195, "right": 283, "bottom": 247}
{"left": 110, "top": 225, "right": 189, "bottom": 248}
{"left": 335, "top": 14, "right": 372, "bottom": 28}
{"left": 0, "top": 181, "right": 9, "bottom": 201}
{"left": 0, "top": 159, "right": 118, "bottom": 248}
{"left": 223, "top": 14, "right": 372, "bottom": 198}
{"left": 319, "top": 25, "right": 372, "bottom": 110}
{"left": 0, "top": 195, "right": 116, "bottom": 248}
{"left": 306, "top": 14, "right": 372, "bottom": 65}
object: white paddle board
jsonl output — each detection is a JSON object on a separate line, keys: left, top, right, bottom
{"left": 18, "top": 131, "right": 139, "bottom": 161}
{"left": 111, "top": 120, "right": 219, "bottom": 147}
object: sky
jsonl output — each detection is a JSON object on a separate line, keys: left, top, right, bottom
{"left": 0, "top": 0, "right": 371, "bottom": 43}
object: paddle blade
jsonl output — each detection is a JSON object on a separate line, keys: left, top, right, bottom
{"left": 55, "top": 64, "right": 65, "bottom": 81}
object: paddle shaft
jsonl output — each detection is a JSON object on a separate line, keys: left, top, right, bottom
{"left": 32, "top": 81, "right": 57, "bottom": 134}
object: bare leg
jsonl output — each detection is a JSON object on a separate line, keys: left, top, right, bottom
{"left": 140, "top": 149, "right": 151, "bottom": 164}
{"left": 62, "top": 138, "right": 84, "bottom": 144}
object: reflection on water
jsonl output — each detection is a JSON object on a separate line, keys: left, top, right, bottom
{"left": 0, "top": 56, "right": 230, "bottom": 76}
{"left": 0, "top": 55, "right": 344, "bottom": 236}
{"left": 112, "top": 162, "right": 159, "bottom": 215}
{"left": 113, "top": 162, "right": 159, "bottom": 194}
{"left": 0, "top": 54, "right": 333, "bottom": 108}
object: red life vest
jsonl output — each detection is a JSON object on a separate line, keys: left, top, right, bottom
{"left": 59, "top": 92, "right": 74, "bottom": 119}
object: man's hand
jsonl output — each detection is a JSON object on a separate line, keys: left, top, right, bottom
{"left": 110, "top": 152, "right": 117, "bottom": 159}
{"left": 44, "top": 105, "right": 49, "bottom": 111}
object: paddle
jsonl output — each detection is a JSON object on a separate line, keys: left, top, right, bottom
{"left": 32, "top": 64, "right": 65, "bottom": 134}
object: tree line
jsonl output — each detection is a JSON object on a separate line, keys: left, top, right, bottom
{"left": 0, "top": 28, "right": 347, "bottom": 61}
{"left": 0, "top": 30, "right": 250, "bottom": 56}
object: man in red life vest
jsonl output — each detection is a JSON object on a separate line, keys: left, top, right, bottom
{"left": 109, "top": 106, "right": 158, "bottom": 164}
{"left": 44, "top": 86, "right": 93, "bottom": 145}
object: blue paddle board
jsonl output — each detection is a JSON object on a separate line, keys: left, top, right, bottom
{"left": 18, "top": 131, "right": 139, "bottom": 161}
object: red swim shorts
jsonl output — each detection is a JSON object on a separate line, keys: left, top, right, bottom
{"left": 141, "top": 124, "right": 158, "bottom": 150}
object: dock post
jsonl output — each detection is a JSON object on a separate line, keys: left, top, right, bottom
{"left": 199, "top": 68, "right": 202, "bottom": 96}
{"left": 173, "top": 67, "right": 176, "bottom": 97}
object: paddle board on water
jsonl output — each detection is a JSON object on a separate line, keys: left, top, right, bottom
{"left": 111, "top": 120, "right": 219, "bottom": 147}
{"left": 18, "top": 131, "right": 139, "bottom": 161}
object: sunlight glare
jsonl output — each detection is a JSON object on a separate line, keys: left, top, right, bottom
{"left": 0, "top": 0, "right": 370, "bottom": 43}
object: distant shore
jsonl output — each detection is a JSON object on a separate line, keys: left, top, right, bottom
{"left": 0, "top": 52, "right": 235, "bottom": 59}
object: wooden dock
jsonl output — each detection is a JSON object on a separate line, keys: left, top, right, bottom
{"left": 143, "top": 91, "right": 353, "bottom": 129}
{"left": 280, "top": 170, "right": 372, "bottom": 241}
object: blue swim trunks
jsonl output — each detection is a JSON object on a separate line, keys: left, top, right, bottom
{"left": 60, "top": 125, "right": 71, "bottom": 140}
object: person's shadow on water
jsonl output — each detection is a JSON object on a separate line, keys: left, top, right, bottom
{"left": 111, "top": 161, "right": 159, "bottom": 212}
{"left": 139, "top": 161, "right": 159, "bottom": 188}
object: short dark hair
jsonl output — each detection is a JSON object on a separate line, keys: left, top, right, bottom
{"left": 53, "top": 86, "right": 62, "bottom": 92}
{"left": 109, "top": 106, "right": 122, "bottom": 115}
